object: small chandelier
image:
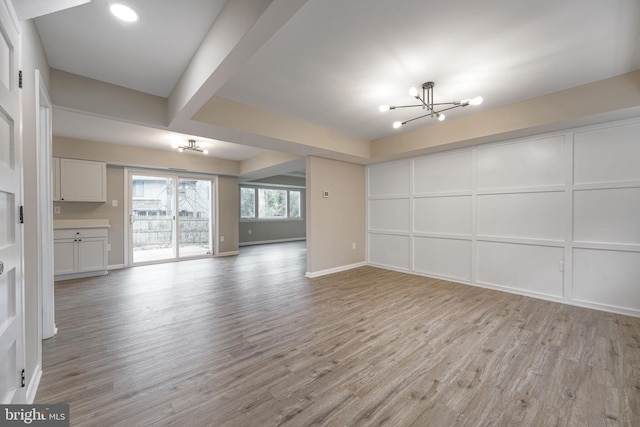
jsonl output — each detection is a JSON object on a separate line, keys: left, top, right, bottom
{"left": 379, "top": 81, "right": 483, "bottom": 129}
{"left": 173, "top": 139, "right": 208, "bottom": 154}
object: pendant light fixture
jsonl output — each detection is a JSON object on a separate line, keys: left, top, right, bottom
{"left": 379, "top": 81, "right": 482, "bottom": 129}
{"left": 172, "top": 139, "right": 208, "bottom": 154}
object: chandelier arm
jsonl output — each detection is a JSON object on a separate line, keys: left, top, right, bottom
{"left": 390, "top": 104, "right": 426, "bottom": 109}
{"left": 432, "top": 104, "right": 466, "bottom": 115}
{"left": 402, "top": 111, "right": 438, "bottom": 125}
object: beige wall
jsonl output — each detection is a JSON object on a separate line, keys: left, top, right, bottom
{"left": 53, "top": 136, "right": 240, "bottom": 176}
{"left": 54, "top": 166, "right": 126, "bottom": 266}
{"left": 306, "top": 156, "right": 365, "bottom": 273}
{"left": 21, "top": 18, "right": 51, "bottom": 396}
{"left": 217, "top": 176, "right": 240, "bottom": 254}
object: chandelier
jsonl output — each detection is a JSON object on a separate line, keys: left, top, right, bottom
{"left": 379, "top": 81, "right": 482, "bottom": 129}
{"left": 173, "top": 139, "right": 208, "bottom": 154}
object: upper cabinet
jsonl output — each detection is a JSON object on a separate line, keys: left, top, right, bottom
{"left": 53, "top": 157, "right": 107, "bottom": 202}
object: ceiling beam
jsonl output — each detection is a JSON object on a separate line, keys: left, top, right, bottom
{"left": 12, "top": 0, "right": 91, "bottom": 21}
{"left": 167, "top": 0, "right": 309, "bottom": 125}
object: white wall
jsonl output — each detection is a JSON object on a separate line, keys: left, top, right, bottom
{"left": 367, "top": 117, "right": 640, "bottom": 316}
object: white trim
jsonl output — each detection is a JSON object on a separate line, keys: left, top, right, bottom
{"left": 240, "top": 238, "right": 305, "bottom": 247}
{"left": 216, "top": 251, "right": 240, "bottom": 257}
{"left": 55, "top": 270, "right": 108, "bottom": 281}
{"left": 305, "top": 261, "right": 366, "bottom": 278}
{"left": 107, "top": 263, "right": 126, "bottom": 270}
{"left": 36, "top": 70, "right": 56, "bottom": 340}
{"left": 26, "top": 364, "right": 42, "bottom": 404}
{"left": 240, "top": 182, "right": 306, "bottom": 189}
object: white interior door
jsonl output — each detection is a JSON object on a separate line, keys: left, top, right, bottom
{"left": 0, "top": 0, "right": 25, "bottom": 404}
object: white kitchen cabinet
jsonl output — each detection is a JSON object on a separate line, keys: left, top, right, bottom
{"left": 54, "top": 223, "right": 109, "bottom": 280}
{"left": 53, "top": 157, "right": 107, "bottom": 202}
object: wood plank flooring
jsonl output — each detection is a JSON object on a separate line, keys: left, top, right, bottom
{"left": 36, "top": 242, "right": 640, "bottom": 426}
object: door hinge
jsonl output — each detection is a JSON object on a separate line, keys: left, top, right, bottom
{"left": 20, "top": 369, "right": 25, "bottom": 387}
{"left": 19, "top": 206, "right": 24, "bottom": 224}
{"left": 19, "top": 70, "right": 22, "bottom": 89}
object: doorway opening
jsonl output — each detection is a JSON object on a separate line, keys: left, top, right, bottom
{"left": 127, "top": 171, "right": 215, "bottom": 265}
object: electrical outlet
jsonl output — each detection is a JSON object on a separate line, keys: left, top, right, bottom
{"left": 53, "top": 206, "right": 61, "bottom": 214}
{"left": 352, "top": 242, "right": 356, "bottom": 250}
{"left": 323, "top": 190, "right": 330, "bottom": 198}
{"left": 107, "top": 244, "right": 111, "bottom": 251}
{"left": 220, "top": 236, "right": 225, "bottom": 242}
{"left": 248, "top": 229, "right": 252, "bottom": 234}
{"left": 112, "top": 200, "right": 118, "bottom": 207}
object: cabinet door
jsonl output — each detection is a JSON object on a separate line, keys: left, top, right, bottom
{"left": 77, "top": 238, "right": 107, "bottom": 272}
{"left": 52, "top": 157, "right": 60, "bottom": 201}
{"left": 53, "top": 239, "right": 76, "bottom": 275}
{"left": 59, "top": 158, "right": 106, "bottom": 202}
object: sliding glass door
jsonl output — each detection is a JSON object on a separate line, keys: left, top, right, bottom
{"left": 178, "top": 178, "right": 212, "bottom": 258}
{"left": 131, "top": 174, "right": 176, "bottom": 263}
{"left": 129, "top": 172, "right": 214, "bottom": 265}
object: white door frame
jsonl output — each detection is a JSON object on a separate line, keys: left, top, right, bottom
{"left": 35, "top": 70, "right": 55, "bottom": 340}
{"left": 124, "top": 168, "right": 217, "bottom": 266}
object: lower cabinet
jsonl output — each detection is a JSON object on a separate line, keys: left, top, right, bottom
{"left": 54, "top": 227, "right": 108, "bottom": 280}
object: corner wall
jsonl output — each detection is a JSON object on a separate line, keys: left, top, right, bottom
{"left": 306, "top": 156, "right": 365, "bottom": 276}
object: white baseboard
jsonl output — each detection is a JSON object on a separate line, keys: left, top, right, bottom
{"left": 216, "top": 251, "right": 240, "bottom": 257}
{"left": 305, "top": 261, "right": 366, "bottom": 278}
{"left": 26, "top": 364, "right": 42, "bottom": 404}
{"left": 239, "top": 238, "right": 306, "bottom": 247}
{"left": 108, "top": 264, "right": 126, "bottom": 270}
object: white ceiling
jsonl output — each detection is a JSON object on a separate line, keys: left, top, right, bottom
{"left": 32, "top": 0, "right": 640, "bottom": 160}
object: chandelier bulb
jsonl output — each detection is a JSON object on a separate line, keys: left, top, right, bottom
{"left": 393, "top": 121, "right": 403, "bottom": 129}
{"left": 203, "top": 149, "right": 209, "bottom": 155}
{"left": 438, "top": 114, "right": 446, "bottom": 121}
{"left": 408, "top": 87, "right": 418, "bottom": 98}
{"left": 379, "top": 105, "right": 390, "bottom": 113}
{"left": 469, "top": 96, "right": 483, "bottom": 106}
{"left": 178, "top": 147, "right": 184, "bottom": 152}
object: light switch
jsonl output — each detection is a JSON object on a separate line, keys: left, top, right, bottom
{"left": 53, "top": 206, "right": 61, "bottom": 214}
{"left": 323, "top": 190, "right": 330, "bottom": 198}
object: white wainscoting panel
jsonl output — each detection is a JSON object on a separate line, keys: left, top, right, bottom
{"left": 368, "top": 161, "right": 410, "bottom": 197}
{"left": 574, "top": 122, "right": 640, "bottom": 185}
{"left": 477, "top": 136, "right": 565, "bottom": 190}
{"left": 477, "top": 192, "right": 564, "bottom": 241}
{"left": 413, "top": 150, "right": 472, "bottom": 194}
{"left": 368, "top": 233, "right": 410, "bottom": 271}
{"left": 573, "top": 248, "right": 640, "bottom": 312}
{"left": 369, "top": 199, "right": 410, "bottom": 232}
{"left": 477, "top": 241, "right": 564, "bottom": 298}
{"left": 413, "top": 196, "right": 472, "bottom": 236}
{"left": 367, "top": 117, "right": 640, "bottom": 317}
{"left": 573, "top": 187, "right": 640, "bottom": 245}
{"left": 413, "top": 237, "right": 471, "bottom": 281}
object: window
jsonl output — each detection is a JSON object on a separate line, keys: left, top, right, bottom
{"left": 258, "top": 188, "right": 287, "bottom": 218}
{"left": 289, "top": 191, "right": 301, "bottom": 218}
{"left": 240, "top": 187, "right": 256, "bottom": 219}
{"left": 240, "top": 185, "right": 303, "bottom": 220}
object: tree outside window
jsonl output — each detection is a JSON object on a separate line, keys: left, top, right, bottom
{"left": 258, "top": 189, "right": 287, "bottom": 218}
{"left": 289, "top": 191, "right": 301, "bottom": 218}
{"left": 240, "top": 187, "right": 256, "bottom": 219}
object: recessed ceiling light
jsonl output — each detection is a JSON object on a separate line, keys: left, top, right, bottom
{"left": 110, "top": 3, "right": 139, "bottom": 22}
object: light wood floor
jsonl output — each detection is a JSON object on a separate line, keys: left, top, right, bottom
{"left": 37, "top": 242, "right": 640, "bottom": 426}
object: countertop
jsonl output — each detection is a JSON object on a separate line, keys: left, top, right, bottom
{"left": 53, "top": 219, "right": 110, "bottom": 229}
